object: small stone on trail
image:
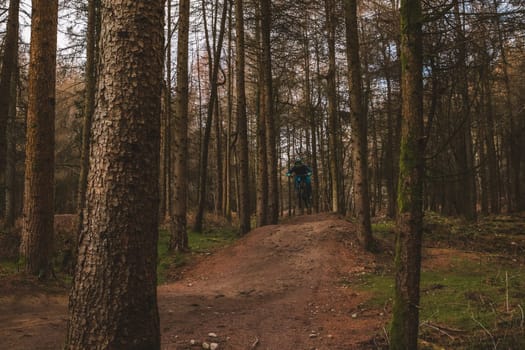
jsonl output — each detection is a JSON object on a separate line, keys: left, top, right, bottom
{"left": 210, "top": 343, "right": 219, "bottom": 350}
{"left": 202, "top": 342, "right": 210, "bottom": 349}
{"left": 208, "top": 332, "right": 218, "bottom": 337}
{"left": 190, "top": 339, "right": 196, "bottom": 345}
{"left": 309, "top": 333, "right": 318, "bottom": 338}
{"left": 351, "top": 313, "right": 358, "bottom": 318}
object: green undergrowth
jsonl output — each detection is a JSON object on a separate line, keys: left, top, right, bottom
{"left": 1, "top": 224, "right": 238, "bottom": 286}
{"left": 364, "top": 213, "right": 525, "bottom": 348}
{"left": 0, "top": 260, "right": 18, "bottom": 277}
{"left": 157, "top": 226, "right": 237, "bottom": 284}
{"left": 359, "top": 258, "right": 524, "bottom": 347}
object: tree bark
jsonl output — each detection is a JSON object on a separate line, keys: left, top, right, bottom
{"left": 260, "top": 0, "right": 279, "bottom": 224}
{"left": 224, "top": 1, "right": 233, "bottom": 221}
{"left": 77, "top": 0, "right": 99, "bottom": 235}
{"left": 19, "top": 0, "right": 58, "bottom": 278}
{"left": 390, "top": 0, "right": 425, "bottom": 348}
{"left": 235, "top": 0, "right": 251, "bottom": 234}
{"left": 255, "top": 2, "right": 268, "bottom": 227}
{"left": 65, "top": 1, "right": 164, "bottom": 348}
{"left": 170, "top": 0, "right": 190, "bottom": 251}
{"left": 5, "top": 65, "right": 18, "bottom": 228}
{"left": 344, "top": 0, "right": 373, "bottom": 250}
{"left": 303, "top": 14, "right": 319, "bottom": 214}
{"left": 324, "top": 0, "right": 344, "bottom": 214}
{"left": 160, "top": 0, "right": 173, "bottom": 222}
{"left": 0, "top": 0, "right": 20, "bottom": 220}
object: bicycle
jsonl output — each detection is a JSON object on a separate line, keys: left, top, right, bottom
{"left": 295, "top": 174, "right": 312, "bottom": 213}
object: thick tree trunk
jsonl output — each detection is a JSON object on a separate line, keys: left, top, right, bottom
{"left": 344, "top": 0, "right": 373, "bottom": 250}
{"left": 20, "top": 0, "right": 58, "bottom": 278}
{"left": 170, "top": 0, "right": 190, "bottom": 251}
{"left": 235, "top": 0, "right": 251, "bottom": 234}
{"left": 390, "top": 0, "right": 425, "bottom": 348}
{"left": 65, "top": 1, "right": 164, "bottom": 348}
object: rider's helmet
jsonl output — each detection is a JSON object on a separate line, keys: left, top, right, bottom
{"left": 294, "top": 158, "right": 303, "bottom": 165}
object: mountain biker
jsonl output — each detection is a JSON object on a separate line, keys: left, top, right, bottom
{"left": 286, "top": 158, "right": 313, "bottom": 200}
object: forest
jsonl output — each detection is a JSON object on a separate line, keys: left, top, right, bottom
{"left": 0, "top": 0, "right": 524, "bottom": 349}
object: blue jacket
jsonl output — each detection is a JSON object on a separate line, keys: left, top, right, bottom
{"left": 286, "top": 164, "right": 312, "bottom": 187}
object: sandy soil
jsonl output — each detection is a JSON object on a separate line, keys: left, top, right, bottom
{"left": 0, "top": 213, "right": 388, "bottom": 350}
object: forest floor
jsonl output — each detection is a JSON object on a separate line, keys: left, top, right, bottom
{"left": 1, "top": 212, "right": 525, "bottom": 349}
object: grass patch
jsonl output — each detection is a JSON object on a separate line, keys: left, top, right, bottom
{"left": 0, "top": 260, "right": 18, "bottom": 277}
{"left": 157, "top": 226, "right": 237, "bottom": 284}
{"left": 372, "top": 220, "right": 396, "bottom": 239}
{"left": 358, "top": 253, "right": 525, "bottom": 347}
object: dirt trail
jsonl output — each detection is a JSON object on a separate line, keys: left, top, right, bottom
{"left": 0, "top": 213, "right": 386, "bottom": 350}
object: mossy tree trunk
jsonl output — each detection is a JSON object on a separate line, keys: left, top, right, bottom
{"left": 65, "top": 0, "right": 164, "bottom": 348}
{"left": 390, "top": 0, "right": 425, "bottom": 348}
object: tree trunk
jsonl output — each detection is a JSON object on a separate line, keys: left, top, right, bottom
{"left": 77, "top": 0, "right": 99, "bottom": 235}
{"left": 0, "top": 0, "right": 20, "bottom": 220}
{"left": 303, "top": 17, "right": 319, "bottom": 214}
{"left": 160, "top": 0, "right": 173, "bottom": 222}
{"left": 65, "top": 1, "right": 164, "bottom": 348}
{"left": 235, "top": 0, "right": 251, "bottom": 234}
{"left": 214, "top": 96, "right": 223, "bottom": 214}
{"left": 390, "top": 0, "right": 425, "bottom": 348}
{"left": 170, "top": 0, "right": 190, "bottom": 251}
{"left": 255, "top": 3, "right": 268, "bottom": 227}
{"left": 194, "top": 0, "right": 228, "bottom": 232}
{"left": 19, "top": 0, "right": 58, "bottom": 278}
{"left": 453, "top": 0, "right": 476, "bottom": 220}
{"left": 5, "top": 66, "right": 18, "bottom": 228}
{"left": 344, "top": 0, "right": 373, "bottom": 250}
{"left": 480, "top": 60, "right": 500, "bottom": 214}
{"left": 224, "top": 1, "right": 233, "bottom": 221}
{"left": 260, "top": 0, "right": 279, "bottom": 224}
{"left": 324, "top": 0, "right": 343, "bottom": 214}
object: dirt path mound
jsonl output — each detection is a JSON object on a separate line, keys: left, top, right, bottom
{"left": 0, "top": 214, "right": 386, "bottom": 350}
{"left": 159, "top": 213, "right": 385, "bottom": 349}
